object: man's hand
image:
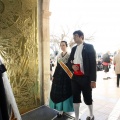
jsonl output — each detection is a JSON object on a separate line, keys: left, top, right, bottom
{"left": 51, "top": 77, "right": 54, "bottom": 81}
{"left": 91, "top": 82, "right": 96, "bottom": 88}
{"left": 72, "top": 65, "right": 79, "bottom": 71}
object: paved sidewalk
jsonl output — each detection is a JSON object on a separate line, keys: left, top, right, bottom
{"left": 92, "top": 70, "right": 120, "bottom": 120}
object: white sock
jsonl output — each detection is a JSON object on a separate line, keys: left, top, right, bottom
{"left": 88, "top": 105, "right": 93, "bottom": 118}
{"left": 73, "top": 103, "right": 80, "bottom": 120}
{"left": 59, "top": 111, "right": 63, "bottom": 115}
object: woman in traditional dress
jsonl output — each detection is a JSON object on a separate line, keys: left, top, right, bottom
{"left": 49, "top": 41, "right": 74, "bottom": 117}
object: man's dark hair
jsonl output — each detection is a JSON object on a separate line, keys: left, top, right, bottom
{"left": 60, "top": 41, "right": 68, "bottom": 47}
{"left": 73, "top": 30, "right": 84, "bottom": 40}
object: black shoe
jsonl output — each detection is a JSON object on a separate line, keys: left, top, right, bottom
{"left": 103, "top": 78, "right": 108, "bottom": 80}
{"left": 57, "top": 113, "right": 63, "bottom": 118}
{"left": 86, "top": 116, "right": 94, "bottom": 120}
{"left": 107, "top": 77, "right": 111, "bottom": 79}
{"left": 117, "top": 85, "right": 119, "bottom": 87}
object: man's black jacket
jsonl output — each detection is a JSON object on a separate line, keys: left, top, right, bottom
{"left": 67, "top": 43, "right": 97, "bottom": 82}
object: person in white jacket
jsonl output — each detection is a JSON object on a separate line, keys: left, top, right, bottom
{"left": 0, "top": 58, "right": 22, "bottom": 120}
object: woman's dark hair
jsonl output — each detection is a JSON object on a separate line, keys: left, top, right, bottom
{"left": 73, "top": 30, "right": 84, "bottom": 40}
{"left": 60, "top": 41, "right": 68, "bottom": 47}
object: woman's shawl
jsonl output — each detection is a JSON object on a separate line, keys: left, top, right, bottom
{"left": 57, "top": 53, "right": 73, "bottom": 79}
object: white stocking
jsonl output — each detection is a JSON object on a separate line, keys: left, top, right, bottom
{"left": 73, "top": 103, "right": 80, "bottom": 120}
{"left": 88, "top": 105, "right": 93, "bottom": 118}
{"left": 59, "top": 111, "right": 63, "bottom": 115}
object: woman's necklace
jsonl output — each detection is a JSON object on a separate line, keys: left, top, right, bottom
{"left": 61, "top": 52, "right": 67, "bottom": 57}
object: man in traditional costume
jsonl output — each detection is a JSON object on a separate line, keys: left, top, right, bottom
{"left": 68, "top": 30, "right": 96, "bottom": 120}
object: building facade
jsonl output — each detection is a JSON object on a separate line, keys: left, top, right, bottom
{"left": 0, "top": 0, "right": 51, "bottom": 114}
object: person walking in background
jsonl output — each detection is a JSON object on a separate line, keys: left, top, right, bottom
{"left": 113, "top": 49, "right": 120, "bottom": 87}
{"left": 102, "top": 51, "right": 111, "bottom": 80}
{"left": 113, "top": 51, "right": 117, "bottom": 70}
{"left": 68, "top": 30, "right": 96, "bottom": 120}
{"left": 49, "top": 41, "right": 74, "bottom": 118}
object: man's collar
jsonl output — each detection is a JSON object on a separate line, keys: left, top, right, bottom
{"left": 77, "top": 42, "right": 83, "bottom": 46}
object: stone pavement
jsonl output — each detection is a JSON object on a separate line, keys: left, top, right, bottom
{"left": 91, "top": 70, "right": 120, "bottom": 120}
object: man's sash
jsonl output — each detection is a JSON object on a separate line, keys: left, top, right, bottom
{"left": 58, "top": 61, "right": 73, "bottom": 79}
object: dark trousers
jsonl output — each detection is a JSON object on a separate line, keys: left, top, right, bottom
{"left": 0, "top": 108, "right": 2, "bottom": 120}
{"left": 117, "top": 74, "right": 120, "bottom": 86}
{"left": 103, "top": 65, "right": 109, "bottom": 72}
{"left": 71, "top": 75, "right": 92, "bottom": 105}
